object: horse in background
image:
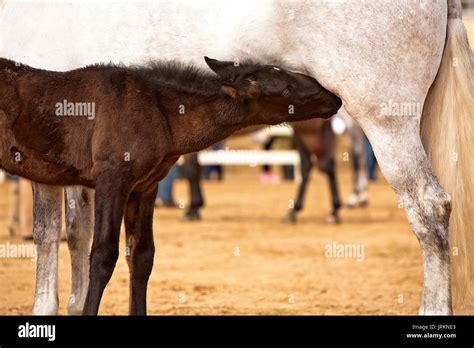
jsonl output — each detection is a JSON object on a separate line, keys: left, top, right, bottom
{"left": 181, "top": 113, "right": 369, "bottom": 224}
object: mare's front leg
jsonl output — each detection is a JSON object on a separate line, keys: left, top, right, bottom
{"left": 31, "top": 183, "right": 62, "bottom": 315}
{"left": 64, "top": 186, "right": 94, "bottom": 315}
{"left": 82, "top": 172, "right": 131, "bottom": 315}
{"left": 124, "top": 186, "right": 158, "bottom": 315}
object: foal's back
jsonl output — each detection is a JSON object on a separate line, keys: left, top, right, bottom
{"left": 0, "top": 61, "right": 166, "bottom": 187}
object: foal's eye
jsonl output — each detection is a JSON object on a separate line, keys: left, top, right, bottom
{"left": 245, "top": 77, "right": 258, "bottom": 86}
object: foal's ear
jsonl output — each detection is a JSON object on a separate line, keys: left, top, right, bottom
{"left": 204, "top": 56, "right": 237, "bottom": 79}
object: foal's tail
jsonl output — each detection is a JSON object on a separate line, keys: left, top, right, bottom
{"left": 421, "top": 1, "right": 474, "bottom": 313}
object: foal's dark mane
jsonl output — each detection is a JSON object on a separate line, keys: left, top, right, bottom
{"left": 132, "top": 61, "right": 226, "bottom": 96}
{"left": 83, "top": 59, "right": 268, "bottom": 97}
{"left": 1, "top": 56, "right": 299, "bottom": 97}
{"left": 0, "top": 58, "right": 300, "bottom": 96}
{"left": 0, "top": 58, "right": 39, "bottom": 73}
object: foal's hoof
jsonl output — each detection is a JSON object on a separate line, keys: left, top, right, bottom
{"left": 326, "top": 214, "right": 341, "bottom": 224}
{"left": 182, "top": 211, "right": 201, "bottom": 221}
{"left": 282, "top": 212, "right": 297, "bottom": 224}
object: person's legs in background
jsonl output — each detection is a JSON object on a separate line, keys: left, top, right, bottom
{"left": 364, "top": 137, "right": 377, "bottom": 181}
{"left": 156, "top": 164, "right": 180, "bottom": 207}
{"left": 260, "top": 136, "right": 277, "bottom": 184}
{"left": 204, "top": 142, "right": 225, "bottom": 181}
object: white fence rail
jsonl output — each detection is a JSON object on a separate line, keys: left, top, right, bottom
{"left": 198, "top": 150, "right": 301, "bottom": 183}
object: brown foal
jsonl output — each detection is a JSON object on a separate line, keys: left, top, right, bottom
{"left": 0, "top": 56, "right": 341, "bottom": 314}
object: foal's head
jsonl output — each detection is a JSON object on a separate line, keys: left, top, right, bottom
{"left": 204, "top": 57, "right": 342, "bottom": 124}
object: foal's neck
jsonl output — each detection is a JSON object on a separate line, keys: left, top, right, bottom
{"left": 163, "top": 92, "right": 255, "bottom": 155}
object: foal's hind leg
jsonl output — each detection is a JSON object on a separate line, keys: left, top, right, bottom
{"left": 355, "top": 116, "right": 452, "bottom": 314}
{"left": 124, "top": 186, "right": 157, "bottom": 315}
{"left": 64, "top": 186, "right": 94, "bottom": 315}
{"left": 31, "top": 183, "right": 62, "bottom": 315}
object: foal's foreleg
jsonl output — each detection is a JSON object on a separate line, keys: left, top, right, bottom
{"left": 64, "top": 186, "right": 94, "bottom": 315}
{"left": 124, "top": 186, "right": 157, "bottom": 315}
{"left": 83, "top": 174, "right": 131, "bottom": 315}
{"left": 358, "top": 118, "right": 452, "bottom": 314}
{"left": 31, "top": 183, "right": 62, "bottom": 315}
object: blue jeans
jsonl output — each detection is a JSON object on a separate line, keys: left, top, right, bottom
{"left": 157, "top": 164, "right": 179, "bottom": 203}
{"left": 364, "top": 138, "right": 377, "bottom": 181}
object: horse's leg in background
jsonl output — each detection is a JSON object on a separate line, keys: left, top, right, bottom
{"left": 31, "top": 183, "right": 62, "bottom": 315}
{"left": 182, "top": 153, "right": 204, "bottom": 221}
{"left": 317, "top": 122, "right": 341, "bottom": 223}
{"left": 346, "top": 123, "right": 368, "bottom": 208}
{"left": 284, "top": 138, "right": 312, "bottom": 223}
{"left": 124, "top": 186, "right": 157, "bottom": 315}
{"left": 64, "top": 186, "right": 94, "bottom": 315}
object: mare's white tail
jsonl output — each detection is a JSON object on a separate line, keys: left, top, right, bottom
{"left": 421, "top": 4, "right": 474, "bottom": 313}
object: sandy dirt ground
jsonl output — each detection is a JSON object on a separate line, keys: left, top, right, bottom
{"left": 0, "top": 139, "right": 426, "bottom": 315}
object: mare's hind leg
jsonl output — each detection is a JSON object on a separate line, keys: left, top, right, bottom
{"left": 355, "top": 116, "right": 452, "bottom": 314}
{"left": 31, "top": 183, "right": 62, "bottom": 315}
{"left": 124, "top": 186, "right": 157, "bottom": 315}
{"left": 284, "top": 138, "right": 312, "bottom": 223}
{"left": 64, "top": 186, "right": 94, "bottom": 315}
